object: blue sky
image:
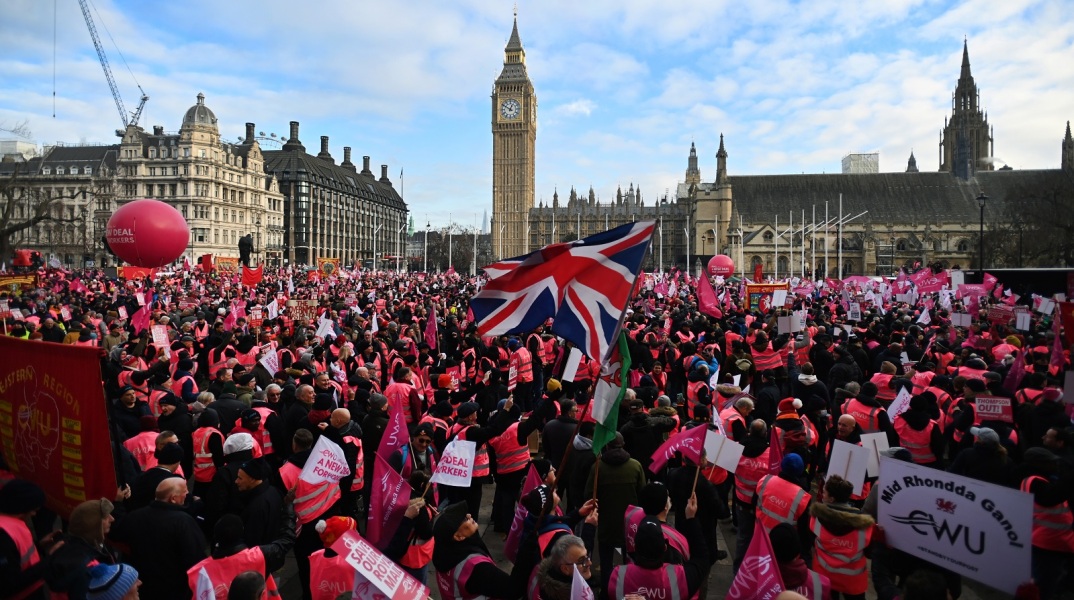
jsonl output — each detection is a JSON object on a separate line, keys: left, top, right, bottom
{"left": 2, "top": 0, "right": 1073, "bottom": 230}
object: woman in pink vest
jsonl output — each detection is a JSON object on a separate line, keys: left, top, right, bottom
{"left": 432, "top": 501, "right": 526, "bottom": 599}
{"left": 308, "top": 516, "right": 361, "bottom": 600}
{"left": 608, "top": 497, "right": 710, "bottom": 600}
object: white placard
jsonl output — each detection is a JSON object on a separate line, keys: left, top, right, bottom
{"left": 731, "top": 374, "right": 741, "bottom": 388}
{"left": 848, "top": 303, "right": 862, "bottom": 321}
{"left": 135, "top": 292, "right": 145, "bottom": 306}
{"left": 949, "top": 270, "right": 965, "bottom": 288}
{"left": 1015, "top": 312, "right": 1031, "bottom": 331}
{"left": 299, "top": 436, "right": 351, "bottom": 485}
{"left": 560, "top": 347, "right": 583, "bottom": 383}
{"left": 259, "top": 350, "right": 280, "bottom": 375}
{"left": 827, "top": 439, "right": 869, "bottom": 495}
{"left": 333, "top": 530, "right": 429, "bottom": 600}
{"left": 794, "top": 310, "right": 807, "bottom": 332}
{"left": 777, "top": 316, "right": 793, "bottom": 334}
{"left": 952, "top": 313, "right": 973, "bottom": 327}
{"left": 860, "top": 432, "right": 890, "bottom": 477}
{"left": 315, "top": 316, "right": 335, "bottom": 340}
{"left": 772, "top": 290, "right": 788, "bottom": 307}
{"left": 877, "top": 457, "right": 1032, "bottom": 595}
{"left": 888, "top": 387, "right": 913, "bottom": 418}
{"left": 266, "top": 299, "right": 279, "bottom": 320}
{"left": 703, "top": 430, "right": 745, "bottom": 474}
{"left": 1037, "top": 298, "right": 1055, "bottom": 315}
{"left": 430, "top": 439, "right": 477, "bottom": 487}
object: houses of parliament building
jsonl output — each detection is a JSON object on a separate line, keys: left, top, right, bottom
{"left": 490, "top": 19, "right": 1074, "bottom": 276}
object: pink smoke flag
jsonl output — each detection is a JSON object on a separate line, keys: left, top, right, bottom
{"left": 697, "top": 273, "right": 723, "bottom": 319}
{"left": 768, "top": 424, "right": 784, "bottom": 475}
{"left": 1004, "top": 349, "right": 1028, "bottom": 394}
{"left": 131, "top": 305, "right": 151, "bottom": 336}
{"left": 377, "top": 397, "right": 410, "bottom": 462}
{"left": 367, "top": 453, "right": 411, "bottom": 548}
{"left": 649, "top": 424, "right": 707, "bottom": 473}
{"left": 424, "top": 303, "right": 438, "bottom": 351}
{"left": 725, "top": 520, "right": 785, "bottom": 600}
{"left": 503, "top": 464, "right": 542, "bottom": 562}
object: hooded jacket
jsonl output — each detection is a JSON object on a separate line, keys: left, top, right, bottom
{"left": 583, "top": 447, "right": 646, "bottom": 544}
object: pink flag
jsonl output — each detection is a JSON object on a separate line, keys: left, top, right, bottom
{"left": 697, "top": 274, "right": 723, "bottom": 319}
{"left": 649, "top": 424, "right": 707, "bottom": 473}
{"left": 726, "top": 520, "right": 785, "bottom": 600}
{"left": 366, "top": 454, "right": 415, "bottom": 549}
{"left": 377, "top": 398, "right": 409, "bottom": 462}
{"left": 131, "top": 305, "right": 151, "bottom": 336}
{"left": 222, "top": 307, "right": 238, "bottom": 331}
{"left": 504, "top": 464, "right": 542, "bottom": 562}
{"left": 655, "top": 281, "right": 669, "bottom": 296}
{"left": 983, "top": 272, "right": 998, "bottom": 291}
{"left": 424, "top": 303, "right": 438, "bottom": 351}
{"left": 1004, "top": 350, "right": 1027, "bottom": 394}
{"left": 768, "top": 425, "right": 784, "bottom": 475}
{"left": 70, "top": 278, "right": 88, "bottom": 294}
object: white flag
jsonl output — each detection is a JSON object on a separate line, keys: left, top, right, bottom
{"left": 195, "top": 566, "right": 214, "bottom": 600}
{"left": 917, "top": 310, "right": 931, "bottom": 325}
{"left": 570, "top": 564, "right": 594, "bottom": 600}
{"left": 266, "top": 298, "right": 279, "bottom": 320}
{"left": 299, "top": 436, "right": 351, "bottom": 485}
{"left": 371, "top": 312, "right": 379, "bottom": 333}
{"left": 429, "top": 439, "right": 477, "bottom": 487}
{"left": 315, "top": 315, "right": 335, "bottom": 340}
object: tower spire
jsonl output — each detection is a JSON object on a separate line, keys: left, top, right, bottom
{"left": 716, "top": 134, "right": 728, "bottom": 184}
{"left": 960, "top": 37, "right": 971, "bottom": 79}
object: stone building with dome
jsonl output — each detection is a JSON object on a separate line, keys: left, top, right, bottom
{"left": 3, "top": 92, "right": 406, "bottom": 269}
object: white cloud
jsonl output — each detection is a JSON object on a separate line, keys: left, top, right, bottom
{"left": 555, "top": 99, "right": 597, "bottom": 117}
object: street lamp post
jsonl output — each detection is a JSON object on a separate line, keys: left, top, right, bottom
{"left": 255, "top": 217, "right": 262, "bottom": 265}
{"left": 977, "top": 192, "right": 988, "bottom": 271}
{"left": 423, "top": 218, "right": 429, "bottom": 273}
{"left": 396, "top": 223, "right": 406, "bottom": 272}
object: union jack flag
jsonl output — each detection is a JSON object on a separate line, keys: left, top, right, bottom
{"left": 472, "top": 221, "right": 655, "bottom": 361}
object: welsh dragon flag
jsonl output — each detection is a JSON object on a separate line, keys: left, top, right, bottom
{"left": 591, "top": 331, "right": 631, "bottom": 456}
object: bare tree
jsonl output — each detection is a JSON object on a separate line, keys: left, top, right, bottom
{"left": 0, "top": 119, "right": 32, "bottom": 139}
{"left": 0, "top": 164, "right": 99, "bottom": 260}
{"left": 984, "top": 182, "right": 1074, "bottom": 268}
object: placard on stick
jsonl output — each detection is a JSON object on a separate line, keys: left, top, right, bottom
{"left": 703, "top": 430, "right": 745, "bottom": 474}
{"left": 827, "top": 439, "right": 869, "bottom": 495}
{"left": 860, "top": 432, "right": 890, "bottom": 477}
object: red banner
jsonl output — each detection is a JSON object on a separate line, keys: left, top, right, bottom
{"left": 117, "top": 266, "right": 156, "bottom": 280}
{"left": 0, "top": 337, "right": 117, "bottom": 518}
{"left": 241, "top": 265, "right": 264, "bottom": 287}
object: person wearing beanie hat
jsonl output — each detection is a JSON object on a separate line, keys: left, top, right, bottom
{"left": 432, "top": 501, "right": 526, "bottom": 600}
{"left": 236, "top": 457, "right": 283, "bottom": 548}
{"left": 173, "top": 357, "right": 199, "bottom": 404}
{"left": 948, "top": 425, "right": 1016, "bottom": 487}
{"left": 184, "top": 511, "right": 295, "bottom": 600}
{"left": 892, "top": 393, "right": 944, "bottom": 468}
{"left": 111, "top": 383, "right": 151, "bottom": 442}
{"left": 443, "top": 394, "right": 520, "bottom": 518}
{"left": 85, "top": 562, "right": 140, "bottom": 600}
{"left": 46, "top": 497, "right": 122, "bottom": 597}
{"left": 839, "top": 377, "right": 898, "bottom": 448}
{"left": 754, "top": 450, "right": 812, "bottom": 544}
{"left": 608, "top": 500, "right": 712, "bottom": 600}
{"left": 0, "top": 479, "right": 59, "bottom": 598}
{"left": 308, "top": 516, "right": 360, "bottom": 598}
{"left": 626, "top": 482, "right": 693, "bottom": 563}
{"left": 768, "top": 523, "right": 831, "bottom": 600}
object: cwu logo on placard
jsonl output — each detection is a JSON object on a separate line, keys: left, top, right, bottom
{"left": 890, "top": 510, "right": 983, "bottom": 554}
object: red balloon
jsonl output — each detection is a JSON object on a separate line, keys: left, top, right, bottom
{"left": 106, "top": 199, "right": 190, "bottom": 267}
{"left": 707, "top": 254, "right": 735, "bottom": 277}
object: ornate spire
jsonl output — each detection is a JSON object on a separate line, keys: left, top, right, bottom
{"left": 1066, "top": 121, "right": 1072, "bottom": 142}
{"left": 960, "top": 37, "right": 971, "bottom": 80}
{"left": 717, "top": 134, "right": 727, "bottom": 158}
{"left": 716, "top": 134, "right": 728, "bottom": 183}
{"left": 506, "top": 16, "right": 523, "bottom": 52}
{"left": 906, "top": 150, "right": 919, "bottom": 173}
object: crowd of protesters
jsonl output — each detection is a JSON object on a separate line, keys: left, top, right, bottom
{"left": 0, "top": 261, "right": 1072, "bottom": 600}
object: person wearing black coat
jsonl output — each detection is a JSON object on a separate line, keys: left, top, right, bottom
{"left": 235, "top": 458, "right": 284, "bottom": 548}
{"left": 111, "top": 386, "right": 151, "bottom": 442}
{"left": 212, "top": 392, "right": 248, "bottom": 436}
{"left": 157, "top": 394, "right": 195, "bottom": 475}
{"left": 195, "top": 509, "right": 295, "bottom": 593}
{"left": 753, "top": 370, "right": 782, "bottom": 425}
{"left": 541, "top": 399, "right": 578, "bottom": 474}
{"left": 563, "top": 422, "right": 597, "bottom": 513}
{"left": 250, "top": 393, "right": 290, "bottom": 464}
{"left": 108, "top": 478, "right": 208, "bottom": 600}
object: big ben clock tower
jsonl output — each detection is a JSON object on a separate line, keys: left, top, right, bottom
{"left": 491, "top": 14, "right": 536, "bottom": 260}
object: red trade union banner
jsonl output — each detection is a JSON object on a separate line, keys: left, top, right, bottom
{"left": 975, "top": 395, "right": 1013, "bottom": 423}
{"left": 0, "top": 337, "right": 117, "bottom": 518}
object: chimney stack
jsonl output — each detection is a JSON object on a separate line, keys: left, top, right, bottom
{"left": 341, "top": 147, "right": 356, "bottom": 171}
{"left": 380, "top": 164, "right": 390, "bottom": 183}
{"left": 245, "top": 123, "right": 255, "bottom": 143}
{"left": 282, "top": 121, "right": 305, "bottom": 152}
{"left": 317, "top": 136, "right": 334, "bottom": 163}
{"left": 153, "top": 126, "right": 164, "bottom": 136}
{"left": 362, "top": 156, "right": 372, "bottom": 175}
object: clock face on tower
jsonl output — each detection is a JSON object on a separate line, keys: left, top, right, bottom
{"left": 500, "top": 99, "right": 521, "bottom": 120}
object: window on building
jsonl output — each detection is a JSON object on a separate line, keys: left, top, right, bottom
{"left": 842, "top": 261, "right": 855, "bottom": 276}
{"left": 896, "top": 239, "right": 907, "bottom": 251}
{"left": 56, "top": 167, "right": 65, "bottom": 175}
{"left": 184, "top": 148, "right": 191, "bottom": 158}
{"left": 214, "top": 230, "right": 219, "bottom": 243}
{"left": 182, "top": 183, "right": 188, "bottom": 195}
{"left": 169, "top": 184, "right": 177, "bottom": 196}
{"left": 934, "top": 240, "right": 943, "bottom": 252}
{"left": 956, "top": 240, "right": 969, "bottom": 252}
{"left": 763, "top": 231, "right": 773, "bottom": 242}
{"left": 214, "top": 208, "right": 219, "bottom": 220}
{"left": 85, "top": 167, "right": 92, "bottom": 176}
{"left": 180, "top": 205, "right": 188, "bottom": 218}
{"left": 149, "top": 148, "right": 156, "bottom": 158}
{"left": 200, "top": 150, "right": 206, "bottom": 158}
{"left": 42, "top": 167, "right": 51, "bottom": 175}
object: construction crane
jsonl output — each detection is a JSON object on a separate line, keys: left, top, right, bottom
{"left": 77, "top": 0, "right": 148, "bottom": 135}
